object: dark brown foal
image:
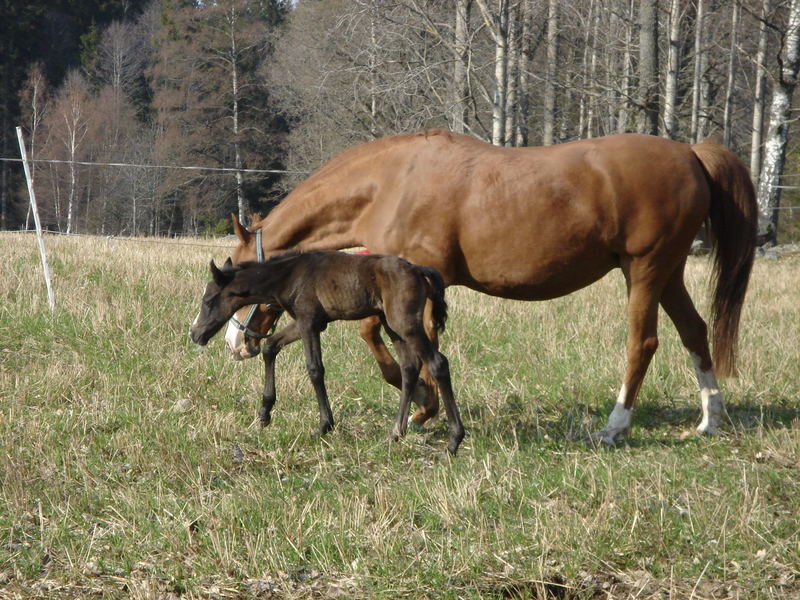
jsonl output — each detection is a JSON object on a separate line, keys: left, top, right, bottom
{"left": 189, "top": 251, "right": 465, "bottom": 454}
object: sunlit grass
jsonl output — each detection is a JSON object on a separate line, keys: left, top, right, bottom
{"left": 1, "top": 233, "right": 799, "bottom": 598}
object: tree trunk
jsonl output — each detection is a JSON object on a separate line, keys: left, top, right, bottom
{"left": 452, "top": 0, "right": 472, "bottom": 134}
{"left": 490, "top": 0, "right": 509, "bottom": 146}
{"left": 750, "top": 0, "right": 771, "bottom": 188}
{"left": 228, "top": 6, "right": 247, "bottom": 225}
{"left": 663, "top": 0, "right": 681, "bottom": 138}
{"left": 515, "top": 0, "right": 531, "bottom": 147}
{"left": 578, "top": 0, "right": 595, "bottom": 137}
{"left": 722, "top": 0, "right": 740, "bottom": 147}
{"left": 690, "top": 0, "right": 705, "bottom": 143}
{"left": 586, "top": 0, "right": 601, "bottom": 138}
{"left": 757, "top": 0, "right": 800, "bottom": 245}
{"left": 504, "top": 2, "right": 519, "bottom": 146}
{"left": 617, "top": 0, "right": 635, "bottom": 133}
{"left": 542, "top": 0, "right": 558, "bottom": 145}
{"left": 637, "top": 0, "right": 659, "bottom": 135}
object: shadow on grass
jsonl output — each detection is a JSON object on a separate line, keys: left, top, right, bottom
{"left": 456, "top": 394, "right": 800, "bottom": 451}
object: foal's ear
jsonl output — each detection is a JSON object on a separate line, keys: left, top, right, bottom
{"left": 231, "top": 213, "right": 251, "bottom": 244}
{"left": 210, "top": 259, "right": 232, "bottom": 287}
{"left": 222, "top": 257, "right": 235, "bottom": 272}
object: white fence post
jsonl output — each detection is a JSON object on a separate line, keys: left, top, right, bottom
{"left": 16, "top": 126, "right": 55, "bottom": 312}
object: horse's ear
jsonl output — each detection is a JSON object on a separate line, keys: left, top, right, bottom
{"left": 248, "top": 213, "right": 263, "bottom": 229}
{"left": 231, "top": 213, "right": 251, "bottom": 243}
{"left": 210, "top": 259, "right": 232, "bottom": 287}
{"left": 222, "top": 257, "right": 234, "bottom": 273}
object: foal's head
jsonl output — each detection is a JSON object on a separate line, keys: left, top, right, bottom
{"left": 190, "top": 258, "right": 253, "bottom": 347}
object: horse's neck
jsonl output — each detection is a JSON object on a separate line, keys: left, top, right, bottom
{"left": 259, "top": 177, "right": 370, "bottom": 253}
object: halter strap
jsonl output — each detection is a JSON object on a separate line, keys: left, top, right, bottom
{"left": 229, "top": 228, "right": 282, "bottom": 338}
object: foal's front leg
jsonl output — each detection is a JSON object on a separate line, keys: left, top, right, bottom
{"left": 300, "top": 325, "right": 335, "bottom": 437}
{"left": 260, "top": 321, "right": 301, "bottom": 427}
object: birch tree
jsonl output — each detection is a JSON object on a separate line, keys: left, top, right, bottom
{"left": 452, "top": 0, "right": 472, "bottom": 134}
{"left": 663, "top": 0, "right": 682, "bottom": 138}
{"left": 637, "top": 0, "right": 659, "bottom": 135}
{"left": 50, "top": 70, "right": 91, "bottom": 234}
{"left": 476, "top": 0, "right": 511, "bottom": 146}
{"left": 18, "top": 63, "right": 49, "bottom": 229}
{"left": 722, "top": 1, "right": 740, "bottom": 147}
{"left": 750, "top": 0, "right": 772, "bottom": 188}
{"left": 690, "top": 0, "right": 706, "bottom": 142}
{"left": 542, "top": 0, "right": 558, "bottom": 145}
{"left": 757, "top": 0, "right": 800, "bottom": 245}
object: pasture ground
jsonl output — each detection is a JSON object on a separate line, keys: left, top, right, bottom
{"left": 1, "top": 233, "right": 799, "bottom": 599}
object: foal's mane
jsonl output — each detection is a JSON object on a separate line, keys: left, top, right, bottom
{"left": 235, "top": 250, "right": 306, "bottom": 287}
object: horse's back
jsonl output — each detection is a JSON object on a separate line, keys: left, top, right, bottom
{"left": 362, "top": 133, "right": 710, "bottom": 298}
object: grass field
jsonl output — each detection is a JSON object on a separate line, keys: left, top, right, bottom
{"left": 1, "top": 232, "right": 799, "bottom": 599}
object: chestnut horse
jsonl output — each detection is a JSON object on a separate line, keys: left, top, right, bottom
{"left": 223, "top": 130, "right": 756, "bottom": 444}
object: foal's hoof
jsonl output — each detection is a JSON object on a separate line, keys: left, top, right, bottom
{"left": 312, "top": 424, "right": 334, "bottom": 439}
{"left": 258, "top": 409, "right": 272, "bottom": 428}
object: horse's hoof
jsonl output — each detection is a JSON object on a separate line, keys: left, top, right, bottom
{"left": 590, "top": 429, "right": 618, "bottom": 447}
{"left": 695, "top": 422, "right": 719, "bottom": 436}
{"left": 407, "top": 418, "right": 425, "bottom": 434}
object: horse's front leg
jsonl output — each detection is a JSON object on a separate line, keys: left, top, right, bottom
{"left": 300, "top": 324, "right": 334, "bottom": 437}
{"left": 260, "top": 321, "right": 301, "bottom": 427}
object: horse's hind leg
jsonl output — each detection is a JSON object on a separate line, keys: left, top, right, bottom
{"left": 660, "top": 266, "right": 725, "bottom": 435}
{"left": 409, "top": 300, "right": 440, "bottom": 426}
{"left": 359, "top": 314, "right": 438, "bottom": 427}
{"left": 359, "top": 316, "right": 402, "bottom": 388}
{"left": 596, "top": 259, "right": 666, "bottom": 445}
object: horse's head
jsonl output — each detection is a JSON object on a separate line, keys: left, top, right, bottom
{"left": 224, "top": 213, "right": 283, "bottom": 360}
{"left": 190, "top": 258, "right": 251, "bottom": 347}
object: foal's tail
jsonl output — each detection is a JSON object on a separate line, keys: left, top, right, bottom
{"left": 692, "top": 140, "right": 757, "bottom": 377}
{"left": 418, "top": 266, "right": 448, "bottom": 333}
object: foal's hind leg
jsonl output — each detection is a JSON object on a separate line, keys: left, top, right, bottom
{"left": 382, "top": 331, "right": 422, "bottom": 442}
{"left": 660, "top": 266, "right": 725, "bottom": 435}
{"left": 596, "top": 259, "right": 666, "bottom": 445}
{"left": 403, "top": 330, "right": 464, "bottom": 455}
{"left": 299, "top": 325, "right": 335, "bottom": 437}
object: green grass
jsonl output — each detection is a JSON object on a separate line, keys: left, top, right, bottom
{"left": 1, "top": 233, "right": 799, "bottom": 598}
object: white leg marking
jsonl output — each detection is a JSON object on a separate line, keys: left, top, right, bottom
{"left": 691, "top": 353, "right": 723, "bottom": 435}
{"left": 596, "top": 385, "right": 632, "bottom": 445}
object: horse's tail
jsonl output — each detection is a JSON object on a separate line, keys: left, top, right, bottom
{"left": 691, "top": 139, "right": 758, "bottom": 377}
{"left": 418, "top": 266, "right": 448, "bottom": 334}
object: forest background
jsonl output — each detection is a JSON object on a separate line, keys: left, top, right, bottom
{"left": 2, "top": 0, "right": 800, "bottom": 243}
